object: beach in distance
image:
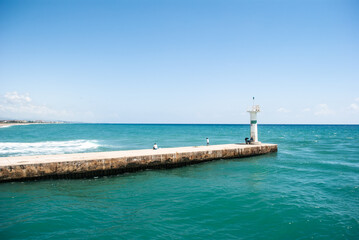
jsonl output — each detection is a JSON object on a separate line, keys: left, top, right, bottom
{"left": 0, "top": 124, "right": 358, "bottom": 239}
{"left": 0, "top": 121, "right": 64, "bottom": 128}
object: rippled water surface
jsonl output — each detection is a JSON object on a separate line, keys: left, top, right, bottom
{"left": 0, "top": 124, "right": 358, "bottom": 239}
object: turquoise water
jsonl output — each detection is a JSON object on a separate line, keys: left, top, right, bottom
{"left": 0, "top": 124, "right": 358, "bottom": 239}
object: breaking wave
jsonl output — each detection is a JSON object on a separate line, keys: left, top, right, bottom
{"left": 0, "top": 140, "right": 100, "bottom": 156}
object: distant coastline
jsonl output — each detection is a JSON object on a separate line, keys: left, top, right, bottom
{"left": 0, "top": 120, "right": 64, "bottom": 127}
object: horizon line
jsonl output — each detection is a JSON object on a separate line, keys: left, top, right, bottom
{"left": 65, "top": 122, "right": 359, "bottom": 125}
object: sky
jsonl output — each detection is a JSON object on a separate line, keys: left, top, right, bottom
{"left": 0, "top": 0, "right": 358, "bottom": 124}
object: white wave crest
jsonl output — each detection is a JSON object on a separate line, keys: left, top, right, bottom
{"left": 0, "top": 140, "right": 99, "bottom": 156}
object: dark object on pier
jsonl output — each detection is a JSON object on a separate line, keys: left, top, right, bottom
{"left": 245, "top": 137, "right": 254, "bottom": 144}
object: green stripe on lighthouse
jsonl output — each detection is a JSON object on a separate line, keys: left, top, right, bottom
{"left": 251, "top": 120, "right": 257, "bottom": 124}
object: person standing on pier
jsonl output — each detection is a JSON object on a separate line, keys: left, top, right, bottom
{"left": 153, "top": 143, "right": 158, "bottom": 150}
{"left": 206, "top": 138, "right": 210, "bottom": 145}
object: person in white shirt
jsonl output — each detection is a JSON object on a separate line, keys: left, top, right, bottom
{"left": 153, "top": 143, "right": 158, "bottom": 150}
{"left": 206, "top": 138, "right": 209, "bottom": 145}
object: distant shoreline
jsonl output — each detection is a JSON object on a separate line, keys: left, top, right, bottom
{"left": 0, "top": 122, "right": 61, "bottom": 127}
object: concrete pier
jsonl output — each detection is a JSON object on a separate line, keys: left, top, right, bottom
{"left": 0, "top": 143, "right": 277, "bottom": 182}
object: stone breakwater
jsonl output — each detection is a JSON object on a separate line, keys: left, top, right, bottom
{"left": 0, "top": 143, "right": 277, "bottom": 182}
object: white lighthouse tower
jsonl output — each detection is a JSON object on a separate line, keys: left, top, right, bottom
{"left": 247, "top": 98, "right": 261, "bottom": 144}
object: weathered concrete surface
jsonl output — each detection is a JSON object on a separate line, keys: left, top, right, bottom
{"left": 0, "top": 143, "right": 277, "bottom": 182}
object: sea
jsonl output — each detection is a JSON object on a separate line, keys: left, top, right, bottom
{"left": 0, "top": 124, "right": 358, "bottom": 239}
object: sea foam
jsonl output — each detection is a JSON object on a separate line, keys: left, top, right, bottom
{"left": 0, "top": 140, "right": 99, "bottom": 156}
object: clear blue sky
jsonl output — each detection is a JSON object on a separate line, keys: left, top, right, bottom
{"left": 1, "top": 0, "right": 358, "bottom": 124}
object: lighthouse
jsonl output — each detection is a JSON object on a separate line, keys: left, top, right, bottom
{"left": 247, "top": 98, "right": 261, "bottom": 144}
